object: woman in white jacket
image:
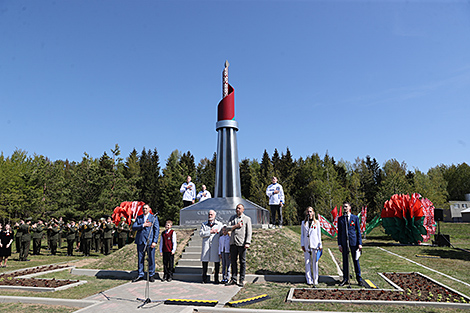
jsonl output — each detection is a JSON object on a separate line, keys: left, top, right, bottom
{"left": 300, "top": 206, "right": 322, "bottom": 286}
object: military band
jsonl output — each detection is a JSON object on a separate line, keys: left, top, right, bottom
{"left": 7, "top": 215, "right": 132, "bottom": 260}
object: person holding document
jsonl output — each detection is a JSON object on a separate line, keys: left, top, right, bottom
{"left": 301, "top": 207, "right": 322, "bottom": 287}
{"left": 337, "top": 202, "right": 363, "bottom": 286}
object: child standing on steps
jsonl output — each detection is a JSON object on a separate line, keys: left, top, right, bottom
{"left": 218, "top": 226, "right": 231, "bottom": 284}
{"left": 160, "top": 220, "right": 177, "bottom": 282}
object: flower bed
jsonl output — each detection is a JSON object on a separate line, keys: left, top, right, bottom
{"left": 0, "top": 264, "right": 79, "bottom": 288}
{"left": 289, "top": 272, "right": 470, "bottom": 307}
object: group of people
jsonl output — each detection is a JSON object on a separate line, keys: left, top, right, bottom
{"left": 180, "top": 176, "right": 212, "bottom": 207}
{"left": 300, "top": 201, "right": 363, "bottom": 287}
{"left": 131, "top": 202, "right": 253, "bottom": 288}
{"left": 198, "top": 205, "right": 252, "bottom": 286}
{"left": 134, "top": 176, "right": 363, "bottom": 288}
{"left": 0, "top": 215, "right": 135, "bottom": 263}
{"left": 131, "top": 204, "right": 179, "bottom": 283}
{"left": 3, "top": 175, "right": 363, "bottom": 288}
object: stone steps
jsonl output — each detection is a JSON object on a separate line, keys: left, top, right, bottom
{"left": 174, "top": 229, "right": 218, "bottom": 280}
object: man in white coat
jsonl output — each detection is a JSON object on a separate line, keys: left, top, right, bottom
{"left": 199, "top": 210, "right": 223, "bottom": 284}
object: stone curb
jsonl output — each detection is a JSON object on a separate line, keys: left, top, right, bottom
{"left": 0, "top": 279, "right": 87, "bottom": 292}
{"left": 71, "top": 268, "right": 339, "bottom": 284}
{"left": 17, "top": 266, "right": 75, "bottom": 278}
{"left": 285, "top": 271, "right": 470, "bottom": 310}
{"left": 0, "top": 295, "right": 99, "bottom": 308}
{"left": 188, "top": 308, "right": 332, "bottom": 313}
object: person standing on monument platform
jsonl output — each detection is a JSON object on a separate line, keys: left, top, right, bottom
{"left": 266, "top": 176, "right": 285, "bottom": 228}
{"left": 226, "top": 203, "right": 252, "bottom": 287}
{"left": 337, "top": 202, "right": 363, "bottom": 287}
{"left": 180, "top": 175, "right": 196, "bottom": 207}
{"left": 200, "top": 210, "right": 223, "bottom": 284}
{"left": 197, "top": 185, "right": 212, "bottom": 202}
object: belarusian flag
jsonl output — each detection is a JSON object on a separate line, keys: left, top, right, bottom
{"left": 319, "top": 214, "right": 336, "bottom": 238}
{"left": 360, "top": 206, "right": 367, "bottom": 234}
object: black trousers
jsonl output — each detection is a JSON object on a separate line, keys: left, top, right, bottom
{"left": 162, "top": 252, "right": 175, "bottom": 279}
{"left": 183, "top": 200, "right": 193, "bottom": 207}
{"left": 202, "top": 261, "right": 220, "bottom": 282}
{"left": 83, "top": 238, "right": 92, "bottom": 256}
{"left": 342, "top": 245, "right": 362, "bottom": 282}
{"left": 19, "top": 240, "right": 30, "bottom": 260}
{"left": 118, "top": 237, "right": 127, "bottom": 249}
{"left": 103, "top": 238, "right": 112, "bottom": 255}
{"left": 33, "top": 238, "right": 42, "bottom": 255}
{"left": 50, "top": 240, "right": 57, "bottom": 255}
{"left": 270, "top": 204, "right": 283, "bottom": 226}
{"left": 67, "top": 239, "right": 75, "bottom": 256}
{"left": 230, "top": 244, "right": 246, "bottom": 282}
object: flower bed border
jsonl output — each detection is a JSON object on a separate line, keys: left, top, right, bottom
{"left": 0, "top": 264, "right": 87, "bottom": 292}
{"left": 286, "top": 272, "right": 470, "bottom": 309}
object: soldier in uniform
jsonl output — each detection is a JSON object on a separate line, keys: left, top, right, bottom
{"left": 117, "top": 216, "right": 130, "bottom": 249}
{"left": 19, "top": 218, "right": 32, "bottom": 261}
{"left": 64, "top": 220, "right": 78, "bottom": 256}
{"left": 94, "top": 218, "right": 104, "bottom": 253}
{"left": 128, "top": 218, "right": 137, "bottom": 244}
{"left": 31, "top": 219, "right": 44, "bottom": 255}
{"left": 57, "top": 217, "right": 64, "bottom": 249}
{"left": 81, "top": 217, "right": 93, "bottom": 256}
{"left": 103, "top": 217, "right": 115, "bottom": 255}
{"left": 13, "top": 221, "right": 21, "bottom": 254}
{"left": 48, "top": 220, "right": 61, "bottom": 255}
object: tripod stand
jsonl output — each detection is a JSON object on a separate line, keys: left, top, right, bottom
{"left": 135, "top": 212, "right": 160, "bottom": 308}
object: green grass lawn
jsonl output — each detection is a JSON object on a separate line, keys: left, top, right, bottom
{"left": 231, "top": 223, "right": 470, "bottom": 312}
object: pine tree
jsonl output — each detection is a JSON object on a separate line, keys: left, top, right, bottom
{"left": 195, "top": 153, "right": 216, "bottom": 197}
{"left": 160, "top": 150, "right": 184, "bottom": 224}
{"left": 138, "top": 148, "right": 161, "bottom": 213}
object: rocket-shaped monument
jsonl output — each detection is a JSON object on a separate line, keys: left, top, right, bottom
{"left": 179, "top": 61, "right": 269, "bottom": 226}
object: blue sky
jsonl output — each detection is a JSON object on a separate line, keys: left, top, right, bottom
{"left": 1, "top": 0, "right": 469, "bottom": 172}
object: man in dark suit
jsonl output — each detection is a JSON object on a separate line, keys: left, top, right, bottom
{"left": 132, "top": 204, "right": 159, "bottom": 283}
{"left": 337, "top": 202, "right": 363, "bottom": 286}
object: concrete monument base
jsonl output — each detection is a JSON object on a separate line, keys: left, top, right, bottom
{"left": 179, "top": 197, "right": 269, "bottom": 226}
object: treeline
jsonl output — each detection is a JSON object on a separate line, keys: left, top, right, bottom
{"left": 1, "top": 145, "right": 469, "bottom": 225}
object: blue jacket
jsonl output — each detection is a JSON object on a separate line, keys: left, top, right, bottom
{"left": 132, "top": 213, "right": 160, "bottom": 246}
{"left": 337, "top": 214, "right": 362, "bottom": 248}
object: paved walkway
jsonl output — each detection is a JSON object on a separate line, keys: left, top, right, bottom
{"left": 77, "top": 278, "right": 241, "bottom": 313}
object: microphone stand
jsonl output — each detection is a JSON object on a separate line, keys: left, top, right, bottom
{"left": 136, "top": 213, "right": 161, "bottom": 308}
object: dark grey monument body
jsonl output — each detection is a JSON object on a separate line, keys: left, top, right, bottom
{"left": 179, "top": 61, "right": 269, "bottom": 226}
